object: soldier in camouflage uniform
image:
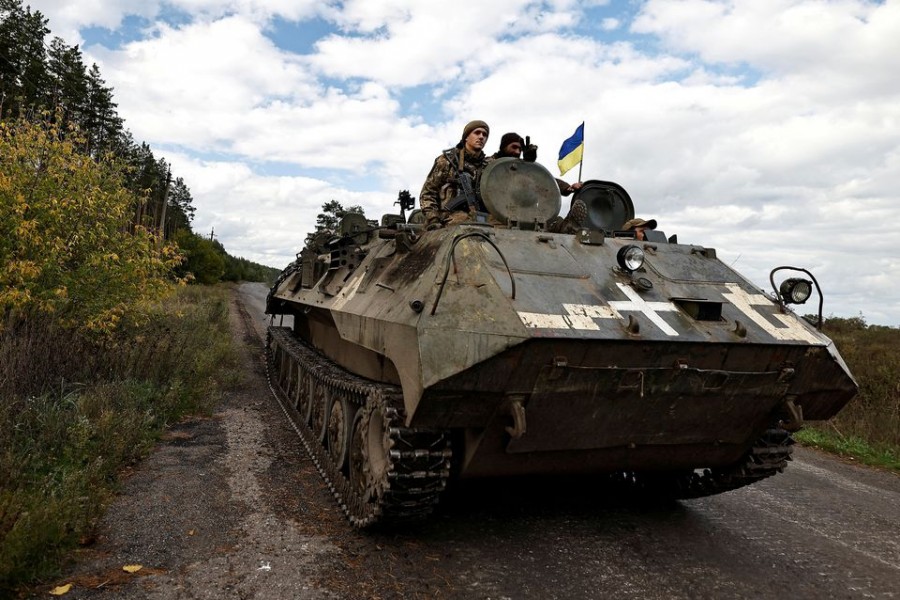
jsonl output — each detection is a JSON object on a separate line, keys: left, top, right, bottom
{"left": 419, "top": 120, "right": 490, "bottom": 230}
{"left": 489, "top": 131, "right": 587, "bottom": 234}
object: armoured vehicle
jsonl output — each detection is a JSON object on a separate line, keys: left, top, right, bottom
{"left": 265, "top": 158, "right": 857, "bottom": 528}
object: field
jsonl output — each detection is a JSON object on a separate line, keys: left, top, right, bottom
{"left": 794, "top": 316, "right": 900, "bottom": 470}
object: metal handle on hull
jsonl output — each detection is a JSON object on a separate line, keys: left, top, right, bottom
{"left": 430, "top": 231, "right": 516, "bottom": 315}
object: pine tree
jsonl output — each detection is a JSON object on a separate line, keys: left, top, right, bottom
{"left": 0, "top": 0, "right": 51, "bottom": 117}
{"left": 84, "top": 64, "right": 124, "bottom": 156}
{"left": 46, "top": 37, "right": 88, "bottom": 126}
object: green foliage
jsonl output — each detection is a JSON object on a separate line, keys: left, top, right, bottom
{"left": 0, "top": 0, "right": 51, "bottom": 119}
{"left": 1, "top": 0, "right": 195, "bottom": 239}
{"left": 0, "top": 286, "right": 238, "bottom": 592}
{"left": 173, "top": 231, "right": 279, "bottom": 284}
{"left": 1, "top": 2, "right": 263, "bottom": 283}
{"left": 798, "top": 315, "right": 900, "bottom": 469}
{"left": 0, "top": 117, "right": 181, "bottom": 332}
{"left": 174, "top": 230, "right": 226, "bottom": 284}
{"left": 1, "top": 0, "right": 124, "bottom": 158}
{"left": 222, "top": 254, "right": 280, "bottom": 283}
{"left": 818, "top": 314, "right": 868, "bottom": 335}
{"left": 315, "top": 199, "right": 364, "bottom": 232}
{"left": 794, "top": 428, "right": 900, "bottom": 471}
{"left": 306, "top": 200, "right": 365, "bottom": 246}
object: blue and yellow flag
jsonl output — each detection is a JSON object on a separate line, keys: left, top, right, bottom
{"left": 557, "top": 122, "right": 584, "bottom": 176}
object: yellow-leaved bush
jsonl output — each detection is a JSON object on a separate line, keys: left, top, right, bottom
{"left": 0, "top": 118, "right": 183, "bottom": 333}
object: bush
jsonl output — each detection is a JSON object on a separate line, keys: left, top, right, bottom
{"left": 0, "top": 285, "right": 238, "bottom": 592}
{"left": 0, "top": 117, "right": 180, "bottom": 334}
{"left": 821, "top": 316, "right": 900, "bottom": 450}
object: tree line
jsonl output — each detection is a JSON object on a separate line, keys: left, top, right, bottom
{"left": 0, "top": 0, "right": 277, "bottom": 294}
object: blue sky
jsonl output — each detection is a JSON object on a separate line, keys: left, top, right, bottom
{"left": 28, "top": 0, "right": 900, "bottom": 325}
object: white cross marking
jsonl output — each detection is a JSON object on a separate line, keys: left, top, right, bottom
{"left": 518, "top": 283, "right": 680, "bottom": 336}
{"left": 722, "top": 283, "right": 821, "bottom": 343}
{"left": 608, "top": 283, "right": 680, "bottom": 336}
{"left": 518, "top": 303, "right": 618, "bottom": 330}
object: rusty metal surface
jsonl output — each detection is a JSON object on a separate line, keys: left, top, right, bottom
{"left": 268, "top": 190, "right": 857, "bottom": 482}
{"left": 480, "top": 158, "right": 561, "bottom": 224}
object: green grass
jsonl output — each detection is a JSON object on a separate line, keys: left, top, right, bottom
{"left": 791, "top": 316, "right": 900, "bottom": 472}
{"left": 0, "top": 285, "right": 239, "bottom": 594}
{"left": 795, "top": 426, "right": 900, "bottom": 472}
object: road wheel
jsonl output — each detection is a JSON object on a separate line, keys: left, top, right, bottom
{"left": 349, "top": 399, "right": 390, "bottom": 504}
{"left": 296, "top": 370, "right": 313, "bottom": 425}
{"left": 327, "top": 395, "right": 354, "bottom": 472}
{"left": 310, "top": 381, "right": 328, "bottom": 444}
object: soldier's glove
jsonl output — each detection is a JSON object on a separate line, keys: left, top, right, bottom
{"left": 523, "top": 143, "right": 538, "bottom": 163}
{"left": 425, "top": 216, "right": 443, "bottom": 231}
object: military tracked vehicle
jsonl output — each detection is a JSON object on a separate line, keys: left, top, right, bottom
{"left": 265, "top": 158, "right": 857, "bottom": 528}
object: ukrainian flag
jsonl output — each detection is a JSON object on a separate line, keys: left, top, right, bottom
{"left": 557, "top": 122, "right": 584, "bottom": 176}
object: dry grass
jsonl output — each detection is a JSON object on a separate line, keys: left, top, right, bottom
{"left": 821, "top": 317, "right": 899, "bottom": 447}
{"left": 0, "top": 285, "right": 238, "bottom": 593}
{"left": 797, "top": 316, "right": 900, "bottom": 470}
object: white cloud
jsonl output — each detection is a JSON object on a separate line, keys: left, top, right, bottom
{"left": 23, "top": 0, "right": 900, "bottom": 324}
{"left": 601, "top": 17, "right": 621, "bottom": 30}
{"left": 165, "top": 152, "right": 397, "bottom": 267}
{"left": 632, "top": 1, "right": 900, "bottom": 97}
{"left": 310, "top": 2, "right": 529, "bottom": 87}
{"left": 88, "top": 16, "right": 318, "bottom": 149}
{"left": 32, "top": 0, "right": 324, "bottom": 40}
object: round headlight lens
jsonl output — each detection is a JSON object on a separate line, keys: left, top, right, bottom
{"left": 780, "top": 278, "right": 813, "bottom": 304}
{"left": 617, "top": 245, "right": 645, "bottom": 272}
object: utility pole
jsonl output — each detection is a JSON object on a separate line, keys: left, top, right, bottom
{"left": 209, "top": 227, "right": 215, "bottom": 241}
{"left": 157, "top": 168, "right": 171, "bottom": 242}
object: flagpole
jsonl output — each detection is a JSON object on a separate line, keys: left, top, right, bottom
{"left": 577, "top": 122, "right": 584, "bottom": 183}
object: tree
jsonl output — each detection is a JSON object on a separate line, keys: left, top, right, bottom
{"left": 307, "top": 200, "right": 365, "bottom": 246}
{"left": 0, "top": 0, "right": 51, "bottom": 118}
{"left": 46, "top": 37, "right": 88, "bottom": 127}
{"left": 173, "top": 231, "right": 225, "bottom": 285}
{"left": 0, "top": 118, "right": 181, "bottom": 333}
{"left": 166, "top": 176, "right": 195, "bottom": 237}
{"left": 83, "top": 64, "right": 123, "bottom": 157}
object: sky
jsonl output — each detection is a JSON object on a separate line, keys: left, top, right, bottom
{"left": 25, "top": 0, "right": 900, "bottom": 326}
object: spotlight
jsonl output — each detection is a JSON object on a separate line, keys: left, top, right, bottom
{"left": 616, "top": 245, "right": 645, "bottom": 272}
{"left": 780, "top": 278, "right": 813, "bottom": 304}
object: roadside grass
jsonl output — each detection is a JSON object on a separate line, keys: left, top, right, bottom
{"left": 795, "top": 316, "right": 900, "bottom": 473}
{"left": 795, "top": 427, "right": 900, "bottom": 471}
{"left": 0, "top": 285, "right": 239, "bottom": 594}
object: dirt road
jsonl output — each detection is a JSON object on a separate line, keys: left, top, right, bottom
{"left": 53, "top": 283, "right": 900, "bottom": 599}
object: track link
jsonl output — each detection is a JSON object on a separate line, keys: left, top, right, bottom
{"left": 612, "top": 428, "right": 795, "bottom": 498}
{"left": 266, "top": 326, "right": 451, "bottom": 528}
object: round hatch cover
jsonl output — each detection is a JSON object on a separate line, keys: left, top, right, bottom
{"left": 572, "top": 180, "right": 635, "bottom": 231}
{"left": 479, "top": 158, "right": 561, "bottom": 224}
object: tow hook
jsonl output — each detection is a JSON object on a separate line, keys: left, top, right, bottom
{"left": 505, "top": 396, "right": 527, "bottom": 439}
{"left": 780, "top": 396, "right": 804, "bottom": 431}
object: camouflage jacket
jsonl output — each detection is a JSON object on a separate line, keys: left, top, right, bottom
{"left": 419, "top": 147, "right": 488, "bottom": 223}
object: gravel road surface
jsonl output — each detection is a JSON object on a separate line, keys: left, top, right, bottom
{"left": 50, "top": 282, "right": 900, "bottom": 599}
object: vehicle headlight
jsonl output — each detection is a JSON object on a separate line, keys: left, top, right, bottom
{"left": 780, "top": 278, "right": 813, "bottom": 304}
{"left": 616, "top": 245, "right": 645, "bottom": 272}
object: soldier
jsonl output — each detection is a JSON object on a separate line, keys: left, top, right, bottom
{"left": 494, "top": 132, "right": 582, "bottom": 197}
{"left": 622, "top": 218, "right": 658, "bottom": 241}
{"left": 495, "top": 133, "right": 585, "bottom": 233}
{"left": 484, "top": 130, "right": 587, "bottom": 234}
{"left": 419, "top": 120, "right": 491, "bottom": 230}
{"left": 491, "top": 132, "right": 536, "bottom": 161}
